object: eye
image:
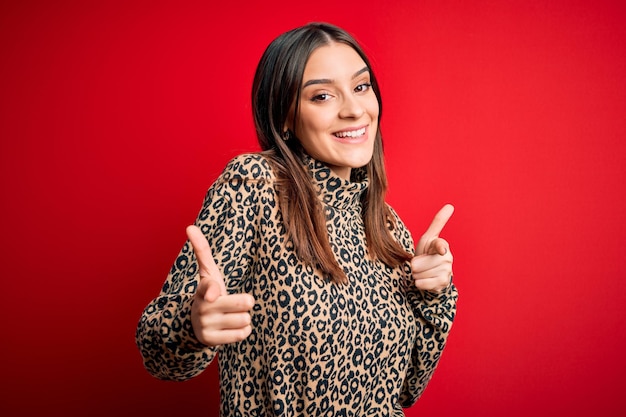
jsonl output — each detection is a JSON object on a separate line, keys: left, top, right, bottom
{"left": 312, "top": 94, "right": 329, "bottom": 102}
{"left": 354, "top": 82, "right": 372, "bottom": 93}
{"left": 311, "top": 93, "right": 332, "bottom": 102}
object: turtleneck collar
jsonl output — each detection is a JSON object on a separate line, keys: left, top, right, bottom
{"left": 302, "top": 153, "right": 369, "bottom": 211}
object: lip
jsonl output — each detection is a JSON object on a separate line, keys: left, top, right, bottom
{"left": 332, "top": 125, "right": 369, "bottom": 144}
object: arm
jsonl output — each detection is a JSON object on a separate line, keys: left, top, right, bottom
{"left": 136, "top": 155, "right": 264, "bottom": 381}
{"left": 135, "top": 193, "right": 237, "bottom": 380}
{"left": 389, "top": 204, "right": 459, "bottom": 405}
{"left": 400, "top": 283, "right": 458, "bottom": 406}
{"left": 135, "top": 261, "right": 215, "bottom": 381}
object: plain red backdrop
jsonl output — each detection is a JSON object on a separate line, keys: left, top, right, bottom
{"left": 1, "top": 0, "right": 625, "bottom": 416}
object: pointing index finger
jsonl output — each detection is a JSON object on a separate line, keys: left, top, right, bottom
{"left": 417, "top": 204, "right": 455, "bottom": 255}
{"left": 186, "top": 225, "right": 223, "bottom": 284}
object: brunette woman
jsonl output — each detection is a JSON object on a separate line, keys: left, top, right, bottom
{"left": 136, "top": 22, "right": 457, "bottom": 416}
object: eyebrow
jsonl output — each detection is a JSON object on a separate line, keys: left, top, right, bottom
{"left": 302, "top": 66, "right": 370, "bottom": 88}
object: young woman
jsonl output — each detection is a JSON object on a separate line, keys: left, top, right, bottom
{"left": 136, "top": 22, "right": 457, "bottom": 416}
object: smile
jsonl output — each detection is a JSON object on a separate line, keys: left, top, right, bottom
{"left": 333, "top": 127, "right": 366, "bottom": 138}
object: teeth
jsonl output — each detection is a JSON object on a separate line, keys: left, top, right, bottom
{"left": 335, "top": 127, "right": 366, "bottom": 138}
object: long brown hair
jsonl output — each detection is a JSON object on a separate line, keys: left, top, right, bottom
{"left": 252, "top": 22, "right": 412, "bottom": 284}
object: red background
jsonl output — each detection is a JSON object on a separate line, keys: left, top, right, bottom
{"left": 1, "top": 0, "right": 625, "bottom": 416}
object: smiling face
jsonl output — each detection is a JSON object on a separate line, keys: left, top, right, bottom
{"left": 288, "top": 42, "right": 380, "bottom": 180}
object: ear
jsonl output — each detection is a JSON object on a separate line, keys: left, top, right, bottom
{"left": 284, "top": 100, "right": 297, "bottom": 132}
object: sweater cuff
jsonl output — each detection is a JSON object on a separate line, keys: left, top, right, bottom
{"left": 162, "top": 295, "right": 213, "bottom": 355}
{"left": 420, "top": 283, "right": 457, "bottom": 308}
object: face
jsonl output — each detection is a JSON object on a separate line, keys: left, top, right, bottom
{"left": 288, "top": 42, "right": 379, "bottom": 180}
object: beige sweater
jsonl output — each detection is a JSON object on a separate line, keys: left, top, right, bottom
{"left": 136, "top": 153, "right": 458, "bottom": 416}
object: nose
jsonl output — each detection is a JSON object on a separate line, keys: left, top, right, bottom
{"left": 338, "top": 94, "right": 365, "bottom": 119}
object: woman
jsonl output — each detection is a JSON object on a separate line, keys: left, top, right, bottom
{"left": 136, "top": 22, "right": 457, "bottom": 416}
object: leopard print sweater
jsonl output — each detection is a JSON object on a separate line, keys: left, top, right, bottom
{"left": 136, "top": 153, "right": 458, "bottom": 416}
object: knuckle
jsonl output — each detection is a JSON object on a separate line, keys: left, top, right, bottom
{"left": 237, "top": 329, "right": 247, "bottom": 341}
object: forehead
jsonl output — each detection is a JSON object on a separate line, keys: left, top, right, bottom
{"left": 303, "top": 43, "right": 367, "bottom": 79}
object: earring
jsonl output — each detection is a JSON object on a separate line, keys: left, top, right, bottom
{"left": 282, "top": 130, "right": 291, "bottom": 141}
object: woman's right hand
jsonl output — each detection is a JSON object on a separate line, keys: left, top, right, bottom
{"left": 186, "top": 225, "right": 256, "bottom": 347}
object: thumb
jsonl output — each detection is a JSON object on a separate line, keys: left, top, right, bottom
{"left": 186, "top": 225, "right": 226, "bottom": 298}
{"left": 196, "top": 275, "right": 224, "bottom": 303}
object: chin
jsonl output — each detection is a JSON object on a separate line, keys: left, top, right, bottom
{"left": 348, "top": 149, "right": 374, "bottom": 168}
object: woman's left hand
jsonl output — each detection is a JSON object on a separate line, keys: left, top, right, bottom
{"left": 411, "top": 204, "right": 454, "bottom": 293}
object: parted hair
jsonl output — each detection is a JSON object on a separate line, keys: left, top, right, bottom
{"left": 252, "top": 22, "right": 412, "bottom": 284}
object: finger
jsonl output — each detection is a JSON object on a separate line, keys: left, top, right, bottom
{"left": 206, "top": 293, "right": 256, "bottom": 314}
{"left": 194, "top": 276, "right": 223, "bottom": 304}
{"left": 205, "top": 279, "right": 223, "bottom": 303}
{"left": 413, "top": 276, "right": 452, "bottom": 293}
{"left": 411, "top": 251, "right": 453, "bottom": 275}
{"left": 194, "top": 294, "right": 255, "bottom": 346}
{"left": 186, "top": 225, "right": 219, "bottom": 277}
{"left": 203, "top": 313, "right": 252, "bottom": 332}
{"left": 412, "top": 265, "right": 452, "bottom": 282}
{"left": 422, "top": 204, "right": 454, "bottom": 241}
{"left": 424, "top": 238, "right": 450, "bottom": 256}
{"left": 417, "top": 204, "right": 454, "bottom": 255}
{"left": 203, "top": 326, "right": 253, "bottom": 346}
{"left": 209, "top": 312, "right": 253, "bottom": 331}
{"left": 186, "top": 225, "right": 226, "bottom": 295}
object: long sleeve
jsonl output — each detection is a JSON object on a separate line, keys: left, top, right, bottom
{"left": 400, "top": 284, "right": 458, "bottom": 406}
{"left": 386, "top": 205, "right": 458, "bottom": 406}
{"left": 135, "top": 154, "right": 266, "bottom": 381}
{"left": 136, "top": 153, "right": 458, "bottom": 414}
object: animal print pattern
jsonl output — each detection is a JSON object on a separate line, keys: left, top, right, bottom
{"left": 136, "top": 153, "right": 458, "bottom": 416}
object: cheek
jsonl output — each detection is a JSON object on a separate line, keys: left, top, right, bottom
{"left": 368, "top": 103, "right": 380, "bottom": 133}
{"left": 297, "top": 109, "right": 331, "bottom": 137}
{"left": 368, "top": 98, "right": 380, "bottom": 120}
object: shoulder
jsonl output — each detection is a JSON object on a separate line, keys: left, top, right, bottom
{"left": 386, "top": 204, "right": 403, "bottom": 222}
{"left": 221, "top": 153, "right": 276, "bottom": 181}
{"left": 387, "top": 204, "right": 415, "bottom": 254}
{"left": 206, "top": 153, "right": 278, "bottom": 212}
